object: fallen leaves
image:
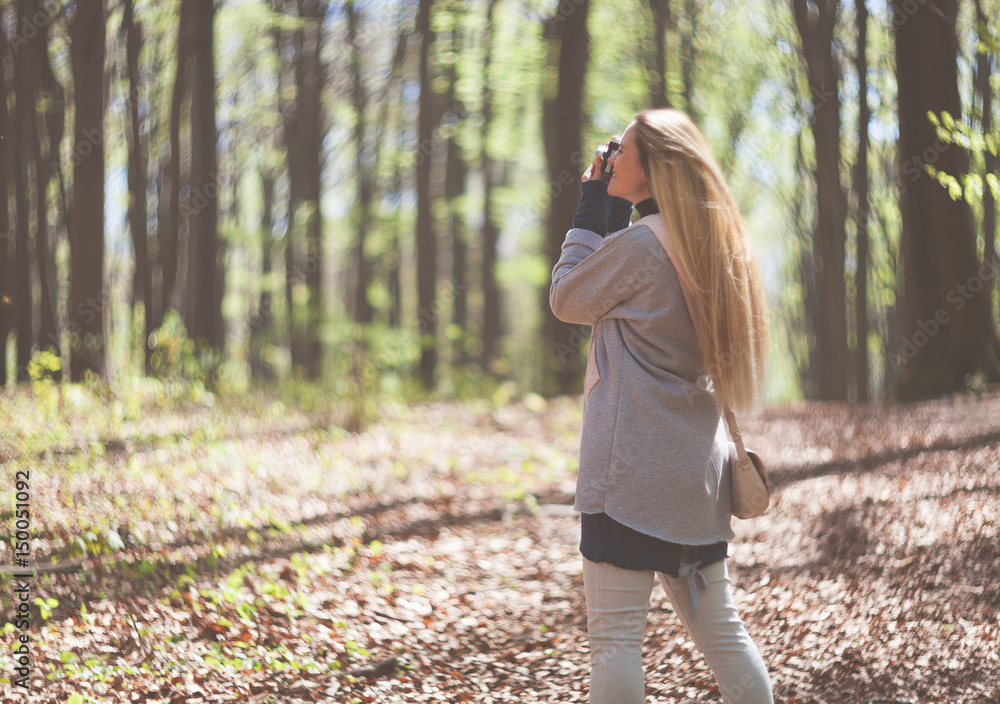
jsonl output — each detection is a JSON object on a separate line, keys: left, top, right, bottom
{"left": 1, "top": 392, "right": 999, "bottom": 702}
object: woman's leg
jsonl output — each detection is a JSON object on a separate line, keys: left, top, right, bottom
{"left": 583, "top": 557, "right": 655, "bottom": 704}
{"left": 656, "top": 560, "right": 773, "bottom": 704}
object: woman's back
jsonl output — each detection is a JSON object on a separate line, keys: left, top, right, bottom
{"left": 551, "top": 214, "right": 735, "bottom": 546}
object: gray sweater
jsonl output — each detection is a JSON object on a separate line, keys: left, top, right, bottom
{"left": 549, "top": 214, "right": 735, "bottom": 545}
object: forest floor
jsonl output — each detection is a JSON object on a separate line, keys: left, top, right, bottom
{"left": 0, "top": 384, "right": 999, "bottom": 703}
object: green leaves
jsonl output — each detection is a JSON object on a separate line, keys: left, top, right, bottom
{"left": 926, "top": 109, "right": 999, "bottom": 205}
{"left": 34, "top": 597, "right": 59, "bottom": 621}
{"left": 67, "top": 527, "right": 125, "bottom": 561}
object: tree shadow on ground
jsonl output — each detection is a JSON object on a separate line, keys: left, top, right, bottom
{"left": 770, "top": 429, "right": 1000, "bottom": 488}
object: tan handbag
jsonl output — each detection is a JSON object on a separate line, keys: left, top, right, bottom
{"left": 723, "top": 407, "right": 770, "bottom": 519}
{"left": 640, "top": 212, "right": 771, "bottom": 519}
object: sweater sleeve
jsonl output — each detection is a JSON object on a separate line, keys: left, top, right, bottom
{"left": 573, "top": 180, "right": 613, "bottom": 235}
{"left": 573, "top": 180, "right": 635, "bottom": 236}
{"left": 549, "top": 225, "right": 661, "bottom": 326}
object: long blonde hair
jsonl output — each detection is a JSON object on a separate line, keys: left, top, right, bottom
{"left": 633, "top": 108, "right": 769, "bottom": 414}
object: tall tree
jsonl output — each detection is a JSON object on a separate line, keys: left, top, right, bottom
{"left": 300, "top": 0, "right": 325, "bottom": 378}
{"left": 385, "top": 45, "right": 408, "bottom": 331}
{"left": 346, "top": 0, "right": 371, "bottom": 323}
{"left": 249, "top": 169, "right": 276, "bottom": 380}
{"left": 157, "top": 0, "right": 194, "bottom": 328}
{"left": 646, "top": 0, "right": 673, "bottom": 109}
{"left": 890, "top": 0, "right": 1000, "bottom": 399}
{"left": 680, "top": 0, "right": 699, "bottom": 122}
{"left": 32, "top": 0, "right": 63, "bottom": 373}
{"left": 0, "top": 0, "right": 12, "bottom": 386}
{"left": 542, "top": 0, "right": 590, "bottom": 396}
{"left": 375, "top": 26, "right": 408, "bottom": 330}
{"left": 791, "top": 0, "right": 849, "bottom": 400}
{"left": 69, "top": 0, "right": 107, "bottom": 381}
{"left": 123, "top": 0, "right": 155, "bottom": 373}
{"left": 479, "top": 0, "right": 502, "bottom": 374}
{"left": 185, "top": 0, "right": 224, "bottom": 353}
{"left": 386, "top": 169, "right": 403, "bottom": 329}
{"left": 792, "top": 114, "right": 822, "bottom": 398}
{"left": 974, "top": 0, "right": 997, "bottom": 322}
{"left": 852, "top": 0, "right": 870, "bottom": 402}
{"left": 275, "top": 0, "right": 326, "bottom": 378}
{"left": 415, "top": 0, "right": 437, "bottom": 389}
{"left": 11, "top": 0, "right": 35, "bottom": 381}
{"left": 444, "top": 18, "right": 469, "bottom": 367}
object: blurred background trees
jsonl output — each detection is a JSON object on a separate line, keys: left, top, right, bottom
{"left": 0, "top": 0, "right": 998, "bottom": 407}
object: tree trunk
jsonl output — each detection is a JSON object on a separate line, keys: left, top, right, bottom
{"left": 32, "top": 1, "right": 61, "bottom": 373}
{"left": 0, "top": 1, "right": 12, "bottom": 386}
{"left": 276, "top": 0, "right": 325, "bottom": 378}
{"left": 123, "top": 0, "right": 154, "bottom": 374}
{"left": 415, "top": 0, "right": 437, "bottom": 389}
{"left": 646, "top": 0, "right": 672, "bottom": 109}
{"left": 158, "top": 0, "right": 193, "bottom": 327}
{"left": 974, "top": 0, "right": 997, "bottom": 327}
{"left": 479, "top": 0, "right": 501, "bottom": 375}
{"left": 852, "top": 0, "right": 870, "bottom": 403}
{"left": 300, "top": 0, "right": 324, "bottom": 379}
{"left": 387, "top": 78, "right": 406, "bottom": 331}
{"left": 876, "top": 203, "right": 902, "bottom": 398}
{"left": 347, "top": 0, "right": 373, "bottom": 324}
{"left": 11, "top": 0, "right": 35, "bottom": 382}
{"left": 890, "top": 0, "right": 1000, "bottom": 399}
{"left": 69, "top": 0, "right": 107, "bottom": 381}
{"left": 387, "top": 156, "right": 402, "bottom": 330}
{"left": 680, "top": 0, "right": 699, "bottom": 123}
{"left": 444, "top": 23, "right": 468, "bottom": 368}
{"left": 272, "top": 5, "right": 300, "bottom": 369}
{"left": 185, "top": 0, "right": 223, "bottom": 354}
{"left": 791, "top": 0, "right": 849, "bottom": 400}
{"left": 371, "top": 25, "right": 408, "bottom": 332}
{"left": 794, "top": 122, "right": 822, "bottom": 398}
{"left": 249, "top": 169, "right": 275, "bottom": 380}
{"left": 542, "top": 0, "right": 590, "bottom": 396}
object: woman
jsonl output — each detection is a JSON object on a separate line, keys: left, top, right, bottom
{"left": 549, "top": 109, "right": 773, "bottom": 704}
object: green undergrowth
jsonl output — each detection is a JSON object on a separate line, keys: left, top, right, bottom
{"left": 0, "top": 362, "right": 582, "bottom": 599}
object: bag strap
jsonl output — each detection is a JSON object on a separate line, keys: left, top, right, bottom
{"left": 723, "top": 406, "right": 753, "bottom": 471}
{"left": 638, "top": 212, "right": 753, "bottom": 471}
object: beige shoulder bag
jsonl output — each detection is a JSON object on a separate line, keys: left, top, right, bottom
{"left": 640, "top": 214, "right": 771, "bottom": 519}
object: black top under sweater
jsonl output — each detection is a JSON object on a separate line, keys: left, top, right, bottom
{"left": 573, "top": 180, "right": 729, "bottom": 578}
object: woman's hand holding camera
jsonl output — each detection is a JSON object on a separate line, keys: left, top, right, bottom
{"left": 574, "top": 135, "right": 634, "bottom": 237}
{"left": 583, "top": 136, "right": 620, "bottom": 183}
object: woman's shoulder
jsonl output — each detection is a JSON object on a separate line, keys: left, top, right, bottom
{"left": 603, "top": 219, "right": 667, "bottom": 253}
{"left": 604, "top": 219, "right": 679, "bottom": 276}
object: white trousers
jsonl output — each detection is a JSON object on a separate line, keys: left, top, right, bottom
{"left": 583, "top": 557, "right": 773, "bottom": 704}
